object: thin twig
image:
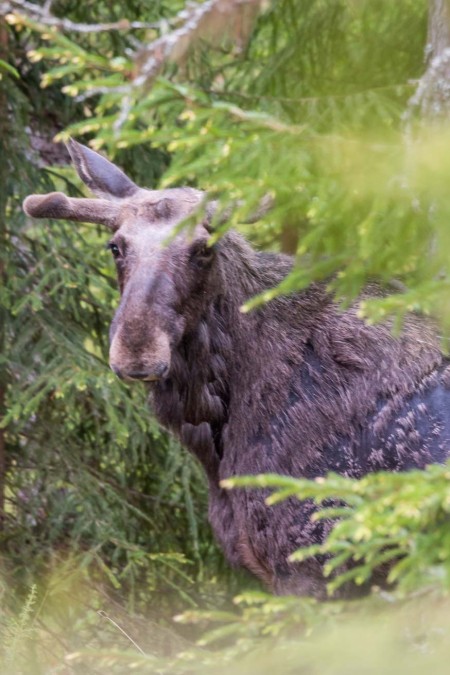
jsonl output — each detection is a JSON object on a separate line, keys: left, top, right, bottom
{"left": 205, "top": 81, "right": 416, "bottom": 104}
{"left": 97, "top": 610, "right": 147, "bottom": 655}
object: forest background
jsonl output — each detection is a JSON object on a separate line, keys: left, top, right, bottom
{"left": 3, "top": 0, "right": 450, "bottom": 672}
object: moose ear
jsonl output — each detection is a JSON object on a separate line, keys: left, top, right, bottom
{"left": 66, "top": 139, "right": 139, "bottom": 200}
{"left": 204, "top": 194, "right": 274, "bottom": 231}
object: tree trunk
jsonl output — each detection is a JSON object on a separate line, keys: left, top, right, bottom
{"left": 0, "top": 19, "right": 9, "bottom": 529}
{"left": 427, "top": 0, "right": 450, "bottom": 60}
{"left": 409, "top": 0, "right": 450, "bottom": 120}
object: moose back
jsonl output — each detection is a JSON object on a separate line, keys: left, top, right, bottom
{"left": 23, "top": 141, "right": 450, "bottom": 597}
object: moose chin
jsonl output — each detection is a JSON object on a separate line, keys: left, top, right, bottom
{"left": 23, "top": 140, "right": 450, "bottom": 598}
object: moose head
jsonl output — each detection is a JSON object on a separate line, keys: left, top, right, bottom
{"left": 23, "top": 140, "right": 230, "bottom": 383}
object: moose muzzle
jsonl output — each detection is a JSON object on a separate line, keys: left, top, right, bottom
{"left": 109, "top": 325, "right": 172, "bottom": 382}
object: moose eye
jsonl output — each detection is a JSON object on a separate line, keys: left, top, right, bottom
{"left": 107, "top": 242, "right": 121, "bottom": 259}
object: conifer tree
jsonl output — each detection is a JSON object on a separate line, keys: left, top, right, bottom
{"left": 3, "top": 2, "right": 450, "bottom": 670}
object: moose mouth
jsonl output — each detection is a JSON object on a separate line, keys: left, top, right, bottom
{"left": 111, "top": 366, "right": 170, "bottom": 382}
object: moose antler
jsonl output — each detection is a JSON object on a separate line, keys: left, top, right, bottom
{"left": 22, "top": 139, "right": 139, "bottom": 228}
{"left": 23, "top": 191, "right": 121, "bottom": 229}
{"left": 23, "top": 139, "right": 273, "bottom": 230}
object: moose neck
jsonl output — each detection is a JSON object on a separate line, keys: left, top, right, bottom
{"left": 151, "top": 231, "right": 299, "bottom": 482}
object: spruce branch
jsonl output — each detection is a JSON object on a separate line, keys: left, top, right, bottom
{"left": 132, "top": 0, "right": 263, "bottom": 90}
{"left": 0, "top": 0, "right": 161, "bottom": 32}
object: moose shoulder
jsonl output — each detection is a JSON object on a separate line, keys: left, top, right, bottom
{"left": 23, "top": 141, "right": 450, "bottom": 597}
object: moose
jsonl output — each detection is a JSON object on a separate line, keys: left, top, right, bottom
{"left": 23, "top": 141, "right": 450, "bottom": 597}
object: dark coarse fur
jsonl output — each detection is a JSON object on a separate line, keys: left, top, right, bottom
{"left": 151, "top": 231, "right": 450, "bottom": 597}
{"left": 23, "top": 142, "right": 450, "bottom": 599}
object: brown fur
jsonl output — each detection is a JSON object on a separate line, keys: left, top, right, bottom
{"left": 23, "top": 142, "right": 450, "bottom": 597}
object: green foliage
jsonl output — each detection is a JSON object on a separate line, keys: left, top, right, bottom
{"left": 10, "top": 0, "right": 446, "bottom": 325}
{"left": 4, "top": 0, "right": 450, "bottom": 673}
{"left": 0, "top": 8, "right": 229, "bottom": 625}
{"left": 224, "top": 464, "right": 450, "bottom": 595}
{"left": 1, "top": 584, "right": 37, "bottom": 668}
{"left": 3, "top": 578, "right": 450, "bottom": 674}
